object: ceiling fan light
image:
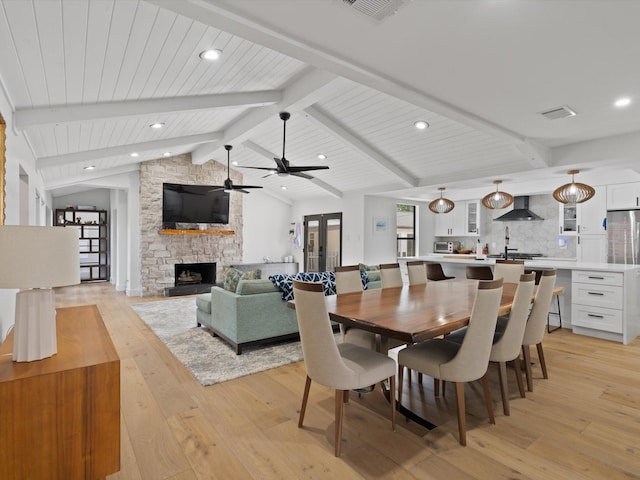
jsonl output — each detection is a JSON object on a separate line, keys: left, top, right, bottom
{"left": 553, "top": 169, "right": 595, "bottom": 204}
{"left": 429, "top": 187, "right": 455, "bottom": 214}
{"left": 481, "top": 180, "right": 514, "bottom": 209}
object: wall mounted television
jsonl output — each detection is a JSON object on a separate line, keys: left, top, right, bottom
{"left": 162, "top": 182, "right": 230, "bottom": 227}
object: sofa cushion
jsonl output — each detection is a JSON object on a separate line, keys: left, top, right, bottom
{"left": 196, "top": 293, "right": 212, "bottom": 314}
{"left": 269, "top": 271, "right": 337, "bottom": 301}
{"left": 236, "top": 279, "right": 279, "bottom": 295}
{"left": 223, "top": 267, "right": 261, "bottom": 292}
{"left": 359, "top": 263, "right": 380, "bottom": 282}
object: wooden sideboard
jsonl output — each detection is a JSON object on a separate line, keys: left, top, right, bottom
{"left": 0, "top": 304, "right": 120, "bottom": 479}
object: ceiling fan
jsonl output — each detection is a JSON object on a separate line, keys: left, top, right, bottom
{"left": 241, "top": 112, "right": 330, "bottom": 179}
{"left": 212, "top": 145, "right": 263, "bottom": 194}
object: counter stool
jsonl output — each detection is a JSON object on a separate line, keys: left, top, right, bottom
{"left": 526, "top": 268, "right": 563, "bottom": 333}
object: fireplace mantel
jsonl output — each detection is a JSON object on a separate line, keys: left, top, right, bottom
{"left": 160, "top": 229, "right": 234, "bottom": 236}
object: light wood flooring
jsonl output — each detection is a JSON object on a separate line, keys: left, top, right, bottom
{"left": 54, "top": 282, "right": 640, "bottom": 480}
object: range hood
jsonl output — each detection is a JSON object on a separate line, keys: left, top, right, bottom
{"left": 493, "top": 196, "right": 544, "bottom": 221}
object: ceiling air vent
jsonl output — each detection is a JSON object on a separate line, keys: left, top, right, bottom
{"left": 340, "top": 0, "right": 410, "bottom": 22}
{"left": 539, "top": 105, "right": 577, "bottom": 120}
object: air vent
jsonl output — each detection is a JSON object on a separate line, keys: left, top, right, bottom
{"left": 340, "top": 0, "right": 409, "bottom": 22}
{"left": 539, "top": 105, "right": 577, "bottom": 120}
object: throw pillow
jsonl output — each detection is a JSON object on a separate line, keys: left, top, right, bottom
{"left": 223, "top": 267, "right": 261, "bottom": 293}
{"left": 360, "top": 269, "right": 370, "bottom": 290}
{"left": 296, "top": 271, "right": 337, "bottom": 296}
{"left": 269, "top": 274, "right": 296, "bottom": 301}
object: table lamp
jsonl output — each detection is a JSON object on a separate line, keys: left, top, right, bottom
{"left": 0, "top": 225, "right": 80, "bottom": 362}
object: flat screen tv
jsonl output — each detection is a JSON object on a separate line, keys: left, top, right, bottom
{"left": 162, "top": 182, "right": 230, "bottom": 227}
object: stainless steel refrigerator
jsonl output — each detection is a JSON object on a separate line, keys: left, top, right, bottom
{"left": 607, "top": 210, "right": 640, "bottom": 264}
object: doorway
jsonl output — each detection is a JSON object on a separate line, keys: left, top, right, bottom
{"left": 304, "top": 212, "right": 342, "bottom": 272}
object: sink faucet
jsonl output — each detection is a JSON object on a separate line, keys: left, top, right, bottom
{"left": 504, "top": 226, "right": 517, "bottom": 260}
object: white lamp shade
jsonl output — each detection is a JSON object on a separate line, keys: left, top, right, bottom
{"left": 0, "top": 226, "right": 80, "bottom": 288}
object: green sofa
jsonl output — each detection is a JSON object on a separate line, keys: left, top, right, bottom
{"left": 196, "top": 279, "right": 299, "bottom": 354}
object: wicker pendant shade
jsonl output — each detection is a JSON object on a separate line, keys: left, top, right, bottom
{"left": 429, "top": 187, "right": 455, "bottom": 214}
{"left": 552, "top": 170, "right": 595, "bottom": 204}
{"left": 481, "top": 180, "right": 514, "bottom": 209}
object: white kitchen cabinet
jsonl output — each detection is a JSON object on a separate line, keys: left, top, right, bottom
{"left": 577, "top": 235, "right": 607, "bottom": 263}
{"left": 558, "top": 203, "right": 578, "bottom": 235}
{"left": 607, "top": 182, "right": 640, "bottom": 209}
{"left": 559, "top": 186, "right": 606, "bottom": 236}
{"left": 434, "top": 200, "right": 481, "bottom": 236}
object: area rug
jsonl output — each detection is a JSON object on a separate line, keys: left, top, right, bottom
{"left": 130, "top": 297, "right": 310, "bottom": 386}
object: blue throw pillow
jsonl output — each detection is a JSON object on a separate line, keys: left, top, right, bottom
{"left": 269, "top": 274, "right": 296, "bottom": 301}
{"left": 360, "top": 269, "right": 370, "bottom": 290}
{"left": 296, "top": 271, "right": 337, "bottom": 296}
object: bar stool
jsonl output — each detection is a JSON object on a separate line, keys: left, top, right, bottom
{"left": 466, "top": 265, "right": 493, "bottom": 280}
{"left": 526, "top": 268, "right": 563, "bottom": 333}
{"left": 426, "top": 262, "right": 454, "bottom": 281}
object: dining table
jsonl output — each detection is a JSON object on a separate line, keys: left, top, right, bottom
{"left": 290, "top": 278, "right": 551, "bottom": 430}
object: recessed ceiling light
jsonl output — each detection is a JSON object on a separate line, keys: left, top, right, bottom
{"left": 199, "top": 49, "right": 222, "bottom": 61}
{"left": 130, "top": 152, "right": 139, "bottom": 158}
{"left": 231, "top": 161, "right": 238, "bottom": 166}
{"left": 150, "top": 122, "right": 165, "bottom": 129}
{"left": 281, "top": 185, "right": 287, "bottom": 190}
{"left": 317, "top": 153, "right": 327, "bottom": 160}
{"left": 163, "top": 152, "right": 171, "bottom": 157}
{"left": 83, "top": 165, "right": 95, "bottom": 170}
{"left": 615, "top": 97, "right": 631, "bottom": 108}
{"left": 414, "top": 120, "right": 429, "bottom": 130}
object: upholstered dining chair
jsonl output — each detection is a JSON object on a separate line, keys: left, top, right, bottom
{"left": 466, "top": 265, "right": 494, "bottom": 280}
{"left": 447, "top": 272, "right": 536, "bottom": 415}
{"left": 493, "top": 259, "right": 525, "bottom": 283}
{"left": 292, "top": 280, "right": 396, "bottom": 457}
{"left": 397, "top": 278, "right": 504, "bottom": 446}
{"left": 406, "top": 260, "right": 428, "bottom": 285}
{"left": 380, "top": 263, "right": 404, "bottom": 288}
{"left": 426, "top": 262, "right": 455, "bottom": 281}
{"left": 521, "top": 269, "right": 557, "bottom": 392}
{"left": 334, "top": 265, "right": 363, "bottom": 294}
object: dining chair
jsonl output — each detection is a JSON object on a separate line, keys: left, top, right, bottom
{"left": 521, "top": 269, "right": 557, "bottom": 392}
{"left": 446, "top": 272, "right": 536, "bottom": 415}
{"left": 406, "top": 260, "right": 428, "bottom": 285}
{"left": 465, "top": 265, "right": 494, "bottom": 280}
{"left": 380, "top": 263, "right": 403, "bottom": 288}
{"left": 397, "top": 278, "right": 504, "bottom": 446}
{"left": 426, "top": 262, "right": 455, "bottom": 281}
{"left": 493, "top": 259, "right": 525, "bottom": 283}
{"left": 292, "top": 280, "right": 396, "bottom": 457}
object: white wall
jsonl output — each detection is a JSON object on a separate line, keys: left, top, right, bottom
{"left": 53, "top": 189, "right": 111, "bottom": 211}
{"left": 242, "top": 192, "right": 293, "bottom": 263}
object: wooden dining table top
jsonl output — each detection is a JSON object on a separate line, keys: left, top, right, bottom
{"left": 320, "top": 279, "right": 520, "bottom": 344}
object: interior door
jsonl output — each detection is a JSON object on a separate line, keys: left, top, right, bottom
{"left": 304, "top": 213, "right": 342, "bottom": 272}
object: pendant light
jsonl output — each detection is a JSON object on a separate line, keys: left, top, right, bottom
{"left": 429, "top": 187, "right": 455, "bottom": 214}
{"left": 552, "top": 169, "right": 595, "bottom": 204}
{"left": 481, "top": 180, "right": 514, "bottom": 209}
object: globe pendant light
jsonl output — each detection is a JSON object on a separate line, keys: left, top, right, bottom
{"left": 481, "top": 180, "right": 514, "bottom": 209}
{"left": 429, "top": 187, "right": 455, "bottom": 214}
{"left": 552, "top": 169, "right": 595, "bottom": 204}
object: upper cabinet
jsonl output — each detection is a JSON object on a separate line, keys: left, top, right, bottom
{"left": 559, "top": 186, "right": 607, "bottom": 235}
{"left": 607, "top": 182, "right": 640, "bottom": 210}
{"left": 434, "top": 200, "right": 482, "bottom": 237}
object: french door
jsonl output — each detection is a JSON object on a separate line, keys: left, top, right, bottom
{"left": 303, "top": 212, "right": 342, "bottom": 272}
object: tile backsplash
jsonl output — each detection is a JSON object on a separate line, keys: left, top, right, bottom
{"left": 438, "top": 194, "right": 577, "bottom": 258}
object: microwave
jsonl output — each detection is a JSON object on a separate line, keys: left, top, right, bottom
{"left": 434, "top": 241, "right": 461, "bottom": 253}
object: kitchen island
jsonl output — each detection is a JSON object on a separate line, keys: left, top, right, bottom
{"left": 406, "top": 255, "right": 640, "bottom": 345}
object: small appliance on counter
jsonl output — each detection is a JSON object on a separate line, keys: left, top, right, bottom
{"left": 434, "top": 241, "right": 462, "bottom": 253}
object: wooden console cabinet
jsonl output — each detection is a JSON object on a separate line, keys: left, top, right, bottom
{"left": 0, "top": 305, "right": 120, "bottom": 479}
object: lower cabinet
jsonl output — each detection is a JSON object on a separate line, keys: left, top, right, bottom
{"left": 577, "top": 235, "right": 607, "bottom": 263}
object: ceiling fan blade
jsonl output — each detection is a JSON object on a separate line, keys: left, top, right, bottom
{"left": 234, "top": 185, "right": 262, "bottom": 190}
{"left": 289, "top": 171, "right": 314, "bottom": 180}
{"left": 238, "top": 166, "right": 276, "bottom": 172}
{"left": 287, "top": 165, "right": 329, "bottom": 173}
{"left": 273, "top": 156, "right": 287, "bottom": 171}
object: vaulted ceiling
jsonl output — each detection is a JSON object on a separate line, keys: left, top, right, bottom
{"left": 2, "top": 0, "right": 640, "bottom": 204}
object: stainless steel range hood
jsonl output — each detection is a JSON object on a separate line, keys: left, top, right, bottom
{"left": 493, "top": 196, "right": 544, "bottom": 221}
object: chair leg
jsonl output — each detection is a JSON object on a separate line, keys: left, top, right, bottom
{"left": 298, "top": 375, "right": 312, "bottom": 428}
{"left": 496, "top": 361, "right": 510, "bottom": 416}
{"left": 537, "top": 343, "right": 549, "bottom": 379}
{"left": 389, "top": 375, "right": 396, "bottom": 431}
{"left": 434, "top": 378, "right": 440, "bottom": 397}
{"left": 522, "top": 345, "right": 533, "bottom": 392}
{"left": 397, "top": 364, "right": 404, "bottom": 407}
{"left": 512, "top": 358, "right": 526, "bottom": 398}
{"left": 454, "top": 382, "right": 466, "bottom": 446}
{"left": 481, "top": 374, "right": 495, "bottom": 425}
{"left": 418, "top": 372, "right": 423, "bottom": 384}
{"left": 343, "top": 390, "right": 350, "bottom": 404}
{"left": 335, "top": 389, "right": 345, "bottom": 457}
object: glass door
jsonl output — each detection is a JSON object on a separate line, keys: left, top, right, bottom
{"left": 304, "top": 212, "right": 342, "bottom": 272}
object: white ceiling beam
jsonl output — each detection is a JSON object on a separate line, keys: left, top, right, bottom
{"left": 191, "top": 67, "right": 346, "bottom": 165}
{"left": 45, "top": 164, "right": 140, "bottom": 190}
{"left": 304, "top": 106, "right": 417, "bottom": 188}
{"left": 150, "top": 0, "right": 525, "bottom": 146}
{"left": 37, "top": 132, "right": 222, "bottom": 169}
{"left": 15, "top": 91, "right": 281, "bottom": 129}
{"left": 551, "top": 130, "right": 640, "bottom": 171}
{"left": 242, "top": 140, "right": 342, "bottom": 199}
{"left": 515, "top": 139, "right": 551, "bottom": 168}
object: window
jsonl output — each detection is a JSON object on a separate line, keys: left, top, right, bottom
{"left": 396, "top": 204, "right": 415, "bottom": 257}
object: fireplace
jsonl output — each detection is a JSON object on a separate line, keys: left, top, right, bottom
{"left": 165, "top": 262, "right": 217, "bottom": 296}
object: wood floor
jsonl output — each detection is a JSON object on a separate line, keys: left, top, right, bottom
{"left": 54, "top": 282, "right": 640, "bottom": 480}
